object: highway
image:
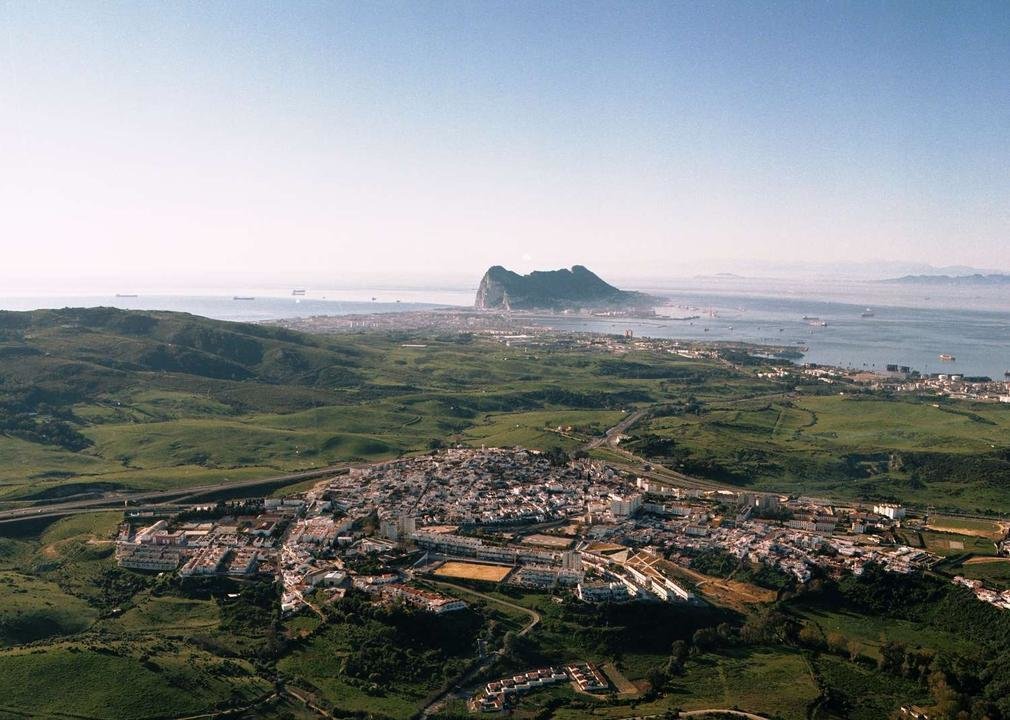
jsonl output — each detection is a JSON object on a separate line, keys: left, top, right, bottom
{"left": 583, "top": 408, "right": 649, "bottom": 450}
{"left": 0, "top": 464, "right": 357, "bottom": 525}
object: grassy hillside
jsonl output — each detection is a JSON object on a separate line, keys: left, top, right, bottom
{"left": 0, "top": 307, "right": 772, "bottom": 503}
{"left": 631, "top": 394, "right": 1010, "bottom": 512}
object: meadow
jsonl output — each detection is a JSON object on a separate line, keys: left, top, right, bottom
{"left": 6, "top": 307, "right": 1010, "bottom": 513}
{"left": 637, "top": 394, "right": 1010, "bottom": 512}
{"left": 0, "top": 307, "right": 773, "bottom": 504}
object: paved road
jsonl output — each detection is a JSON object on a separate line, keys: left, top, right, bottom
{"left": 0, "top": 464, "right": 356, "bottom": 524}
{"left": 419, "top": 581, "right": 541, "bottom": 718}
{"left": 584, "top": 409, "right": 648, "bottom": 451}
{"left": 617, "top": 710, "right": 768, "bottom": 720}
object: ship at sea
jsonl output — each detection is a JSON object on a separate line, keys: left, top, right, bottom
{"left": 939, "top": 354, "right": 956, "bottom": 362}
{"left": 233, "top": 296, "right": 255, "bottom": 301}
{"left": 861, "top": 308, "right": 875, "bottom": 317}
{"left": 291, "top": 289, "right": 306, "bottom": 296}
{"left": 115, "top": 293, "right": 138, "bottom": 298}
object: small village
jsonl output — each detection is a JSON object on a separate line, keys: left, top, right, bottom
{"left": 117, "top": 448, "right": 987, "bottom": 613}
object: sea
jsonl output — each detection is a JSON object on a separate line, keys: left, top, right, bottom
{"left": 3, "top": 277, "right": 1010, "bottom": 380}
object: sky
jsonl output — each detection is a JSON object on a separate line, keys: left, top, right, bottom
{"left": 1, "top": 0, "right": 1009, "bottom": 288}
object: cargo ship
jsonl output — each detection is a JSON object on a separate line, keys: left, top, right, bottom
{"left": 233, "top": 296, "right": 255, "bottom": 301}
{"left": 939, "top": 354, "right": 956, "bottom": 362}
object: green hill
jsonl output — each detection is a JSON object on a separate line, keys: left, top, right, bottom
{"left": 0, "top": 306, "right": 741, "bottom": 502}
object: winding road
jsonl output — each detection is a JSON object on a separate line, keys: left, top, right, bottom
{"left": 419, "top": 580, "right": 541, "bottom": 718}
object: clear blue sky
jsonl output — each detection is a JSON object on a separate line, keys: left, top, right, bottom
{"left": 2, "top": 1, "right": 1008, "bottom": 283}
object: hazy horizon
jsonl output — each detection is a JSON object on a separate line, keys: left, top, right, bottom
{"left": 3, "top": 2, "right": 1009, "bottom": 283}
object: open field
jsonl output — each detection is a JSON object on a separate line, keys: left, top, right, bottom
{"left": 521, "top": 533, "right": 573, "bottom": 549}
{"left": 921, "top": 529, "right": 997, "bottom": 556}
{"left": 0, "top": 643, "right": 269, "bottom": 719}
{"left": 638, "top": 394, "right": 1010, "bottom": 511}
{"left": 0, "top": 571, "right": 98, "bottom": 645}
{"left": 663, "top": 562, "right": 777, "bottom": 611}
{"left": 433, "top": 560, "right": 513, "bottom": 582}
{"left": 460, "top": 409, "right": 625, "bottom": 451}
{"left": 0, "top": 307, "right": 776, "bottom": 504}
{"left": 7, "top": 307, "right": 1010, "bottom": 513}
{"left": 811, "top": 654, "right": 931, "bottom": 720}
{"left": 548, "top": 648, "right": 820, "bottom": 720}
{"left": 793, "top": 605, "right": 979, "bottom": 659}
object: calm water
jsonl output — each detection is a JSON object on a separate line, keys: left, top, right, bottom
{"left": 4, "top": 279, "right": 1010, "bottom": 379}
{"left": 0, "top": 293, "right": 463, "bottom": 323}
{"left": 548, "top": 290, "right": 1010, "bottom": 379}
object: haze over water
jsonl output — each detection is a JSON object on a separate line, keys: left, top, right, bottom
{"left": 4, "top": 276, "right": 1010, "bottom": 379}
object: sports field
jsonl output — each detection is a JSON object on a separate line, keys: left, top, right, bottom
{"left": 927, "top": 514, "right": 1006, "bottom": 540}
{"left": 433, "top": 561, "right": 512, "bottom": 582}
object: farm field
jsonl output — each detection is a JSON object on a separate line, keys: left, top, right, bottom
{"left": 663, "top": 563, "right": 777, "bottom": 611}
{"left": 433, "top": 560, "right": 513, "bottom": 582}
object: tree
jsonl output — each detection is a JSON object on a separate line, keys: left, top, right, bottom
{"left": 797, "top": 624, "right": 825, "bottom": 650}
{"left": 825, "top": 631, "right": 851, "bottom": 657}
{"left": 878, "top": 639, "right": 907, "bottom": 673}
{"left": 545, "top": 446, "right": 569, "bottom": 467}
{"left": 645, "top": 667, "right": 668, "bottom": 692}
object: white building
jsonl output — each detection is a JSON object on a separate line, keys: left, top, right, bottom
{"left": 874, "top": 504, "right": 906, "bottom": 520}
{"left": 609, "top": 493, "right": 642, "bottom": 518}
{"left": 576, "top": 581, "right": 629, "bottom": 602}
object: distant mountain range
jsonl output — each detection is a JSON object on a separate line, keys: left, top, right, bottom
{"left": 474, "top": 265, "right": 656, "bottom": 311}
{"left": 881, "top": 273, "right": 1010, "bottom": 286}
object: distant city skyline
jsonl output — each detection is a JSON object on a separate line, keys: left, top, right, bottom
{"left": 2, "top": 1, "right": 1008, "bottom": 282}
